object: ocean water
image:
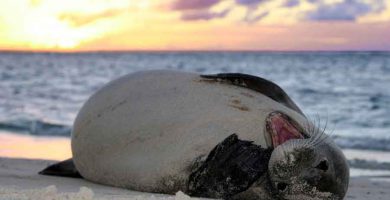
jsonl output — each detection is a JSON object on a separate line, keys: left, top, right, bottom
{"left": 1, "top": 51, "right": 390, "bottom": 174}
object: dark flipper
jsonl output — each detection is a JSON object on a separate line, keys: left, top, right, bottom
{"left": 188, "top": 134, "right": 272, "bottom": 199}
{"left": 39, "top": 158, "right": 82, "bottom": 178}
{"left": 201, "top": 73, "right": 304, "bottom": 115}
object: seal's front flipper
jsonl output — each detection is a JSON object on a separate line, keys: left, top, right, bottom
{"left": 200, "top": 73, "right": 304, "bottom": 115}
{"left": 188, "top": 134, "right": 272, "bottom": 199}
{"left": 39, "top": 158, "right": 82, "bottom": 178}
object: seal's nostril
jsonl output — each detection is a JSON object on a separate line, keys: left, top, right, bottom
{"left": 316, "top": 160, "right": 329, "bottom": 171}
{"left": 277, "top": 182, "right": 287, "bottom": 191}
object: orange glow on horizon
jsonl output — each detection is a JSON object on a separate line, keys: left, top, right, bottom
{"left": 0, "top": 0, "right": 389, "bottom": 51}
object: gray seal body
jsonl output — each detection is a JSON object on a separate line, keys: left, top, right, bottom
{"left": 40, "top": 70, "right": 349, "bottom": 200}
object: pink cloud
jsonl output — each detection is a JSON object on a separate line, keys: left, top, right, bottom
{"left": 181, "top": 9, "right": 230, "bottom": 20}
{"left": 171, "top": 0, "right": 221, "bottom": 10}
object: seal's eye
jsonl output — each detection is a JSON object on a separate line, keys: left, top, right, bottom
{"left": 277, "top": 182, "right": 288, "bottom": 191}
{"left": 315, "top": 160, "right": 329, "bottom": 171}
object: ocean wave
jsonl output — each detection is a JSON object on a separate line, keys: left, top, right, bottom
{"left": 0, "top": 119, "right": 71, "bottom": 137}
{"left": 333, "top": 136, "right": 390, "bottom": 151}
{"left": 349, "top": 159, "right": 390, "bottom": 171}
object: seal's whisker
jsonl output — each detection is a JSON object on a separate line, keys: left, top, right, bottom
{"left": 313, "top": 131, "right": 328, "bottom": 147}
{"left": 328, "top": 125, "right": 336, "bottom": 137}
{"left": 311, "top": 122, "right": 319, "bottom": 146}
{"left": 308, "top": 114, "right": 329, "bottom": 147}
{"left": 306, "top": 116, "right": 319, "bottom": 147}
{"left": 306, "top": 119, "right": 317, "bottom": 147}
{"left": 312, "top": 117, "right": 331, "bottom": 147}
{"left": 303, "top": 120, "right": 312, "bottom": 148}
{"left": 323, "top": 114, "right": 329, "bottom": 133}
{"left": 301, "top": 119, "right": 310, "bottom": 148}
{"left": 303, "top": 117, "right": 316, "bottom": 148}
{"left": 312, "top": 126, "right": 326, "bottom": 147}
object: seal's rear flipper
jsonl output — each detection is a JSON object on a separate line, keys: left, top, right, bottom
{"left": 39, "top": 158, "right": 82, "bottom": 178}
{"left": 188, "top": 134, "right": 272, "bottom": 199}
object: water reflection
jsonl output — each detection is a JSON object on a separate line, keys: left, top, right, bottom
{"left": 0, "top": 131, "right": 71, "bottom": 160}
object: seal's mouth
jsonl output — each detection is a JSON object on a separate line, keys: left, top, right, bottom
{"left": 266, "top": 112, "right": 307, "bottom": 148}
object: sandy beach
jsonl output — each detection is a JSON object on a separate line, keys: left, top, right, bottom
{"left": 1, "top": 132, "right": 390, "bottom": 199}
{"left": 0, "top": 156, "right": 388, "bottom": 200}
{"left": 0, "top": 157, "right": 199, "bottom": 200}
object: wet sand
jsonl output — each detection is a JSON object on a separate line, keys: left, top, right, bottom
{"left": 0, "top": 157, "right": 389, "bottom": 200}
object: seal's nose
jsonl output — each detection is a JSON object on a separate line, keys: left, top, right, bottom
{"left": 277, "top": 182, "right": 288, "bottom": 191}
{"left": 315, "top": 160, "right": 329, "bottom": 171}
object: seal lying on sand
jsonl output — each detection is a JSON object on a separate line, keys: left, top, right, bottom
{"left": 40, "top": 70, "right": 349, "bottom": 199}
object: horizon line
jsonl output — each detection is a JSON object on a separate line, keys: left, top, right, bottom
{"left": 1, "top": 49, "right": 390, "bottom": 54}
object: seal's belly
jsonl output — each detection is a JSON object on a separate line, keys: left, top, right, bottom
{"left": 71, "top": 70, "right": 305, "bottom": 192}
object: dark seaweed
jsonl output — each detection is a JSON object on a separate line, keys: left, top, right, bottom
{"left": 188, "top": 134, "right": 272, "bottom": 199}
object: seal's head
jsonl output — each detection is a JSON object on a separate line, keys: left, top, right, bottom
{"left": 266, "top": 112, "right": 349, "bottom": 200}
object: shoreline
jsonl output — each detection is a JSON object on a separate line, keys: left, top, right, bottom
{"left": 3, "top": 131, "right": 390, "bottom": 177}
{"left": 0, "top": 157, "right": 389, "bottom": 200}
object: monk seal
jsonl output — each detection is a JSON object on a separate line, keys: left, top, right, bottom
{"left": 40, "top": 70, "right": 349, "bottom": 199}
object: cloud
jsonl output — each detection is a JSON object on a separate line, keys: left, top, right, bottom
{"left": 284, "top": 0, "right": 300, "bottom": 8}
{"left": 306, "top": 0, "right": 378, "bottom": 21}
{"left": 235, "top": 0, "right": 269, "bottom": 22}
{"left": 235, "top": 0, "right": 265, "bottom": 6}
{"left": 235, "top": 0, "right": 267, "bottom": 11}
{"left": 242, "top": 11, "right": 269, "bottom": 23}
{"left": 171, "top": 0, "right": 389, "bottom": 23}
{"left": 170, "top": 0, "right": 228, "bottom": 21}
{"left": 171, "top": 0, "right": 222, "bottom": 10}
{"left": 170, "top": 0, "right": 268, "bottom": 22}
{"left": 58, "top": 8, "right": 125, "bottom": 27}
{"left": 181, "top": 8, "right": 230, "bottom": 20}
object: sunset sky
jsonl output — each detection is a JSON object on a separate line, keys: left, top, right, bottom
{"left": 0, "top": 0, "right": 389, "bottom": 51}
